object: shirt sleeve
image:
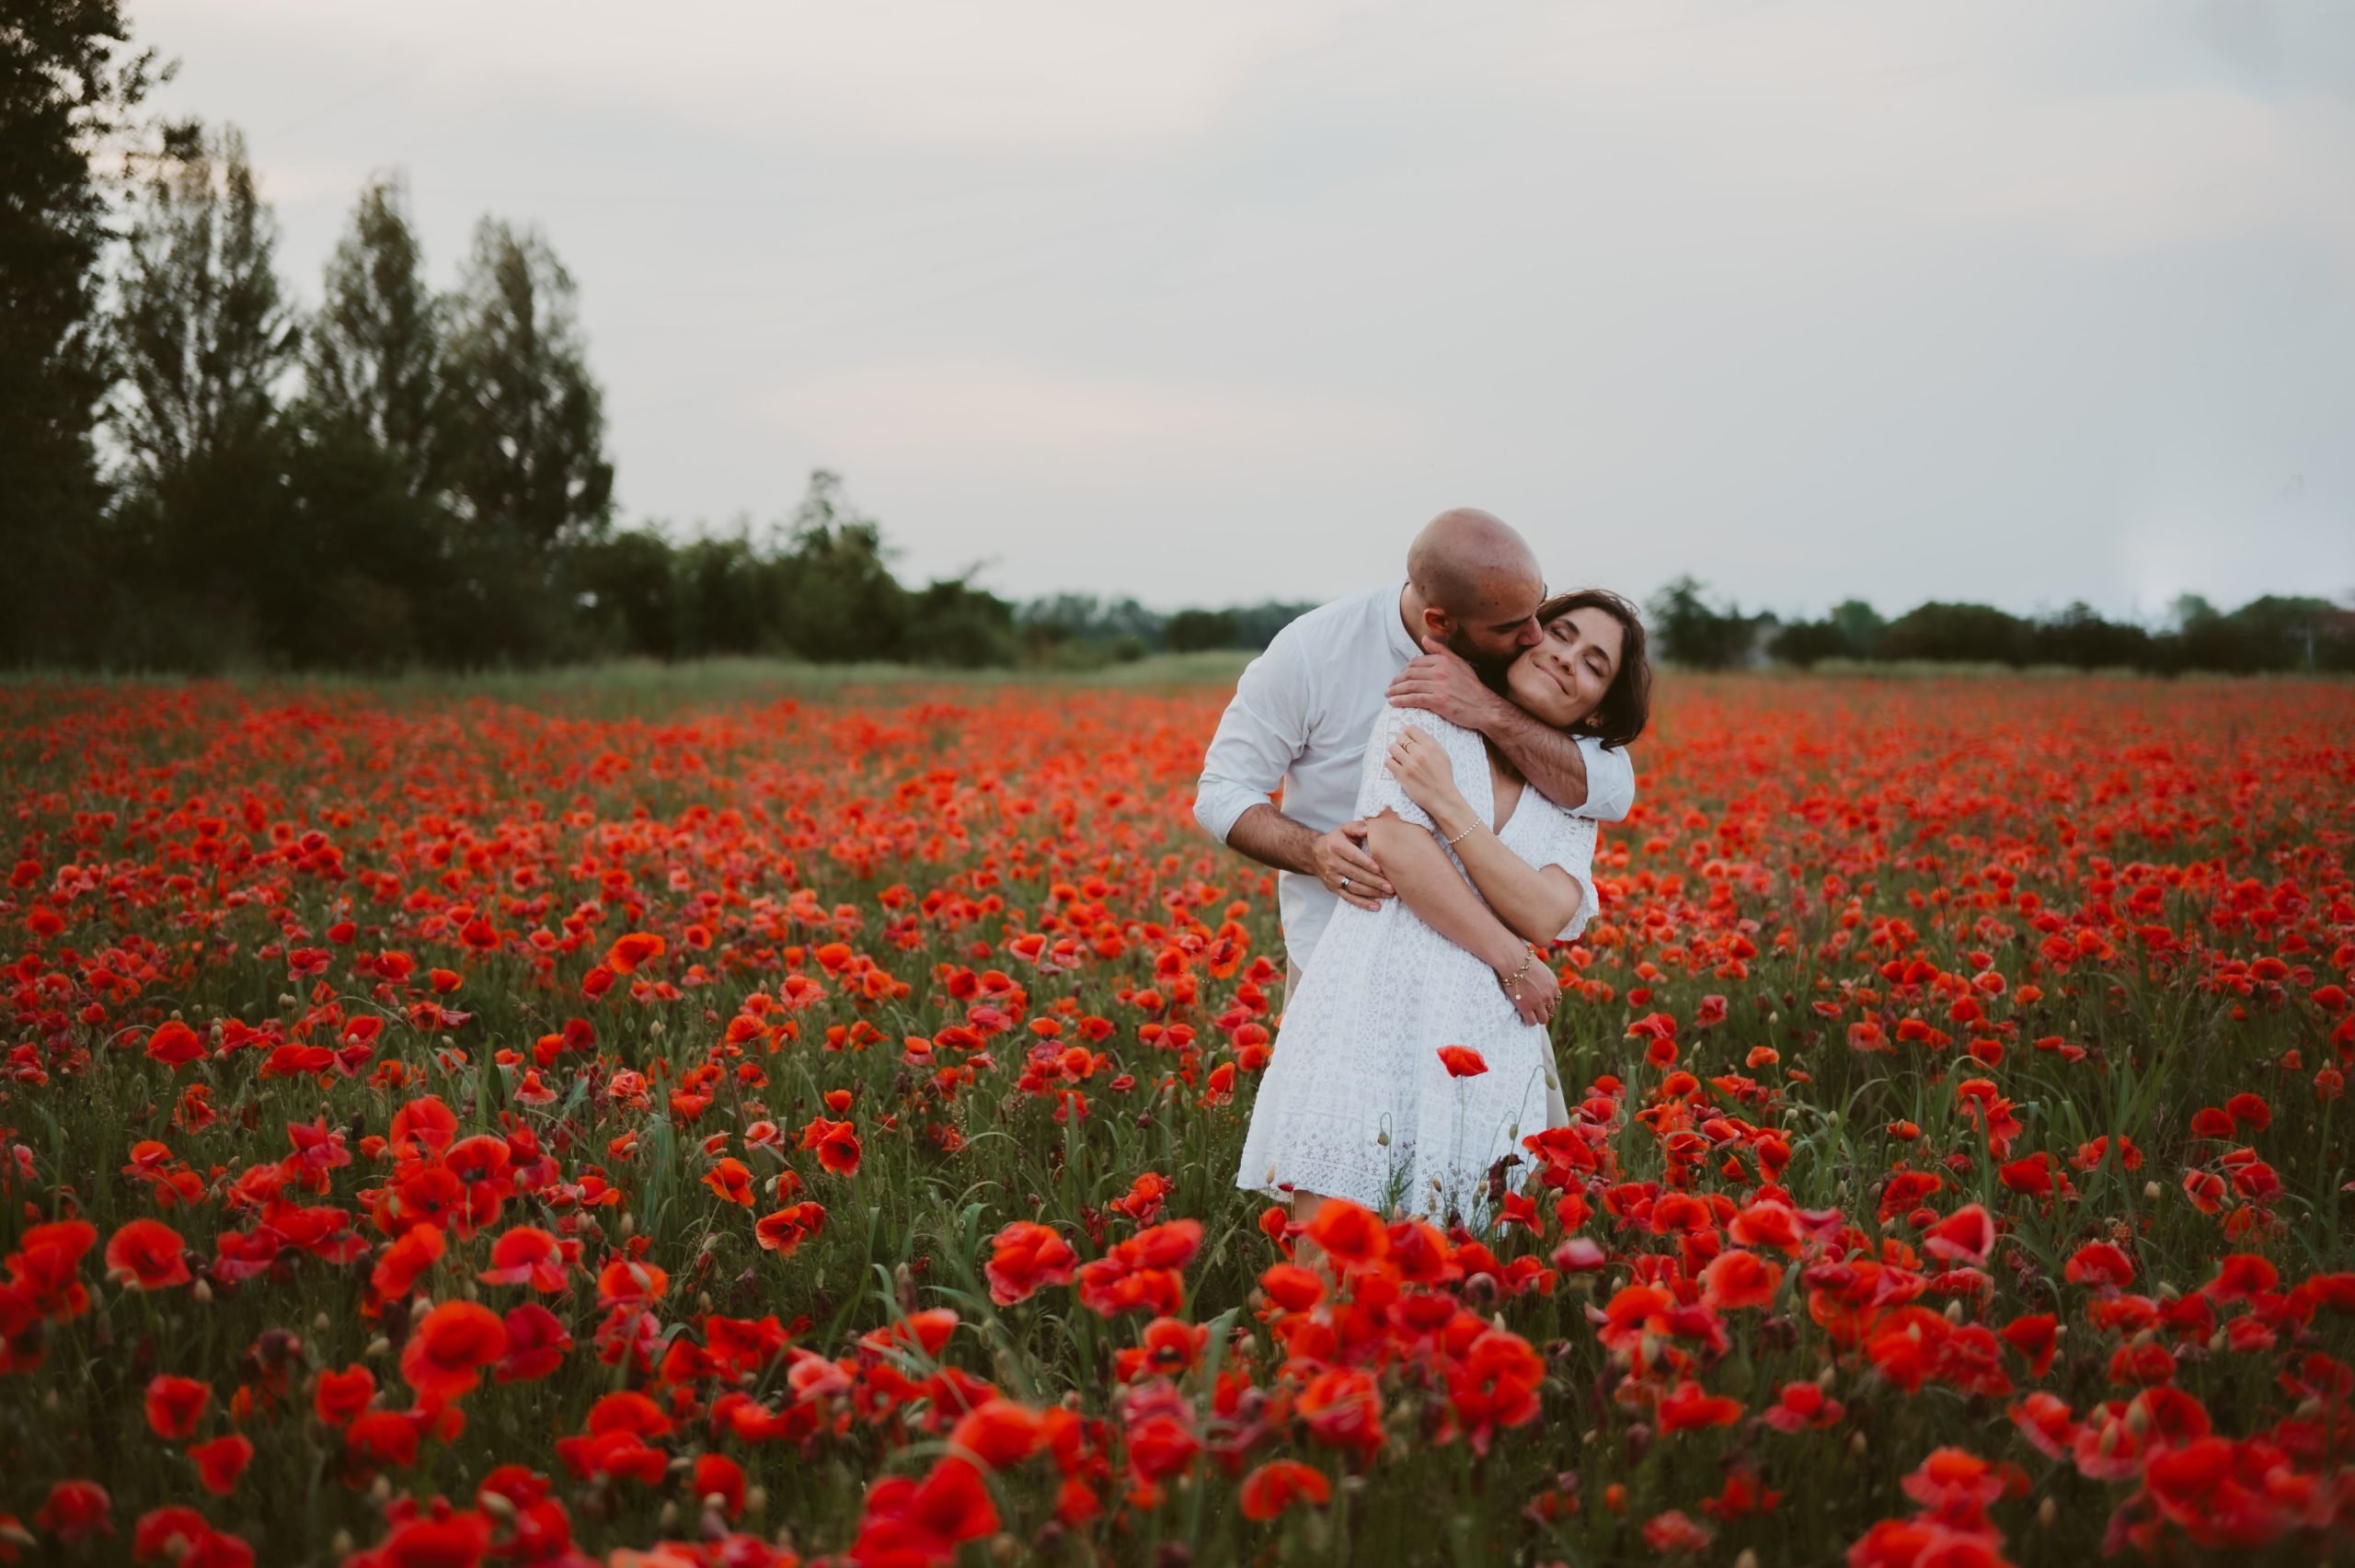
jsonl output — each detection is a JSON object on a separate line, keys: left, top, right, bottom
{"left": 1193, "top": 631, "right": 1316, "bottom": 845}
{"left": 1540, "top": 812, "right": 1602, "bottom": 943}
{"left": 1567, "top": 738, "right": 1636, "bottom": 822}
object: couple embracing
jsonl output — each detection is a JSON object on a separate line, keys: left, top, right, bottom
{"left": 1192, "top": 508, "right": 1652, "bottom": 1237}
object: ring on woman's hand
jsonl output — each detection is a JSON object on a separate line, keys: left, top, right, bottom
{"left": 1340, "top": 875, "right": 1352, "bottom": 890}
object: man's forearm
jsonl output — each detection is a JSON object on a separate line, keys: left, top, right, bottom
{"left": 1480, "top": 702, "right": 1591, "bottom": 810}
{"left": 1223, "top": 802, "right": 1321, "bottom": 878}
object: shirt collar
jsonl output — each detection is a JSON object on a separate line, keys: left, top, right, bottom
{"left": 1386, "top": 579, "right": 1423, "bottom": 664}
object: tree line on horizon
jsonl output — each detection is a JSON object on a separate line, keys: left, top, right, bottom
{"left": 1646, "top": 578, "right": 2355, "bottom": 676}
{"left": 7, "top": 6, "right": 2349, "bottom": 679}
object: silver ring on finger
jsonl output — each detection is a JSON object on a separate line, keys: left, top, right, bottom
{"left": 1340, "top": 875, "right": 1351, "bottom": 890}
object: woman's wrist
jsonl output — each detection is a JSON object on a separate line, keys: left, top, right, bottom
{"left": 1430, "top": 795, "right": 1478, "bottom": 841}
{"left": 1488, "top": 937, "right": 1534, "bottom": 980}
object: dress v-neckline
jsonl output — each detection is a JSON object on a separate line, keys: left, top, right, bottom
{"left": 1488, "top": 763, "right": 1529, "bottom": 838}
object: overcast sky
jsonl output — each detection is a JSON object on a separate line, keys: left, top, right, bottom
{"left": 140, "top": 0, "right": 2355, "bottom": 621}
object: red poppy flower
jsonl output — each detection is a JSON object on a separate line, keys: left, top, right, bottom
{"left": 948, "top": 1398, "right": 1044, "bottom": 1470}
{"left": 496, "top": 1304, "right": 572, "bottom": 1384}
{"left": 984, "top": 1220, "right": 1078, "bottom": 1306}
{"left": 603, "top": 932, "right": 666, "bottom": 974}
{"left": 1304, "top": 1198, "right": 1388, "bottom": 1274}
{"left": 798, "top": 1116, "right": 862, "bottom": 1176}
{"left": 477, "top": 1227, "right": 572, "bottom": 1292}
{"left": 399, "top": 1300, "right": 509, "bottom": 1401}
{"left": 754, "top": 1202, "right": 828, "bottom": 1258}
{"left": 1239, "top": 1459, "right": 1331, "bottom": 1521}
{"left": 144, "top": 1375, "right": 211, "bottom": 1441}
{"left": 100, "top": 1218, "right": 190, "bottom": 1295}
{"left": 144, "top": 1021, "right": 207, "bottom": 1067}
{"left": 701, "top": 1158, "right": 755, "bottom": 1207}
{"left": 1436, "top": 1045, "right": 1488, "bottom": 1078}
{"left": 314, "top": 1365, "right": 375, "bottom": 1427}
{"left": 189, "top": 1435, "right": 253, "bottom": 1496}
{"left": 1923, "top": 1204, "right": 1995, "bottom": 1266}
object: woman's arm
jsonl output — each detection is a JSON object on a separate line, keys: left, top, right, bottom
{"left": 1361, "top": 809, "right": 1560, "bottom": 1025}
{"left": 1384, "top": 725, "right": 1584, "bottom": 946}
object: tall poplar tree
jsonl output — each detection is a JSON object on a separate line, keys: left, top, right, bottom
{"left": 440, "top": 216, "right": 614, "bottom": 661}
{"left": 108, "top": 119, "right": 298, "bottom": 662}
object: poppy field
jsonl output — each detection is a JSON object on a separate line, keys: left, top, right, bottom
{"left": 2, "top": 669, "right": 2352, "bottom": 1568}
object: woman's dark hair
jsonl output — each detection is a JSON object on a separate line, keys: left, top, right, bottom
{"left": 1533, "top": 588, "right": 1651, "bottom": 749}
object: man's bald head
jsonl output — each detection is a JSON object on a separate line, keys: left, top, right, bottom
{"left": 1407, "top": 508, "right": 1543, "bottom": 624}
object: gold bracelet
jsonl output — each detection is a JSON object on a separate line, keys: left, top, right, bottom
{"left": 1499, "top": 945, "right": 1537, "bottom": 994}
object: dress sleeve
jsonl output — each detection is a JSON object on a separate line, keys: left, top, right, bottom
{"left": 1353, "top": 704, "right": 1489, "bottom": 830}
{"left": 1539, "top": 810, "right": 1602, "bottom": 943}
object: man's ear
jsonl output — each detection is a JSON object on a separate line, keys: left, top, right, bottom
{"left": 1419, "top": 605, "right": 1453, "bottom": 643}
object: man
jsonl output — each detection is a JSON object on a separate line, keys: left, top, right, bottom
{"left": 1192, "top": 508, "right": 1636, "bottom": 990}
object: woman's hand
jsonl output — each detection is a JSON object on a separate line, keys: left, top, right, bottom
{"left": 1386, "top": 725, "right": 1472, "bottom": 830}
{"left": 1494, "top": 945, "right": 1561, "bottom": 1027}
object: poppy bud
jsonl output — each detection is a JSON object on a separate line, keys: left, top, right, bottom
{"left": 2142, "top": 1182, "right": 2163, "bottom": 1202}
{"left": 330, "top": 1532, "right": 353, "bottom": 1556}
{"left": 2038, "top": 1498, "right": 2057, "bottom": 1529}
{"left": 479, "top": 1493, "right": 515, "bottom": 1521}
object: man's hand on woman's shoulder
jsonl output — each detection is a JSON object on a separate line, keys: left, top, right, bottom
{"left": 1385, "top": 636, "right": 1499, "bottom": 730}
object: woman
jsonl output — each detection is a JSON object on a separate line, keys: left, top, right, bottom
{"left": 1235, "top": 589, "right": 1652, "bottom": 1230}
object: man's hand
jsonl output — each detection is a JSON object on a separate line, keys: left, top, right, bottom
{"left": 1313, "top": 819, "right": 1392, "bottom": 910}
{"left": 1387, "top": 636, "right": 1505, "bottom": 729}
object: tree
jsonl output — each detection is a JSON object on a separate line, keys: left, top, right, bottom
{"left": 1166, "top": 608, "right": 1236, "bottom": 653}
{"left": 279, "top": 173, "right": 452, "bottom": 667}
{"left": 107, "top": 119, "right": 300, "bottom": 665}
{"left": 773, "top": 471, "right": 906, "bottom": 662}
{"left": 304, "top": 174, "right": 444, "bottom": 492}
{"left": 0, "top": 0, "right": 158, "bottom": 661}
{"left": 439, "top": 217, "right": 614, "bottom": 661}
{"left": 1647, "top": 577, "right": 1763, "bottom": 670}
{"left": 1876, "top": 601, "right": 2030, "bottom": 665}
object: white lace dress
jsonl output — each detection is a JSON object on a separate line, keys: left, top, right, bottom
{"left": 1234, "top": 704, "right": 1600, "bottom": 1226}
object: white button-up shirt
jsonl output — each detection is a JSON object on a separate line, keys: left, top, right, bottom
{"left": 1193, "top": 579, "right": 1637, "bottom": 971}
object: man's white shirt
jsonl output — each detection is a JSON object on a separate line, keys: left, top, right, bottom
{"left": 1192, "top": 580, "right": 1636, "bottom": 972}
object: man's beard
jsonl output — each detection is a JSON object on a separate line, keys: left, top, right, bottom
{"left": 1446, "top": 628, "right": 1519, "bottom": 698}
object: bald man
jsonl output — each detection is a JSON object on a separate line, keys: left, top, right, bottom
{"left": 1193, "top": 509, "right": 1637, "bottom": 986}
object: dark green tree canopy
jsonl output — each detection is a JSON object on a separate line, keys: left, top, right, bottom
{"left": 443, "top": 217, "right": 615, "bottom": 549}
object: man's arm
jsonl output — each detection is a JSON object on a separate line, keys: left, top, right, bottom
{"left": 1385, "top": 639, "right": 1634, "bottom": 820}
{"left": 1194, "top": 637, "right": 1396, "bottom": 910}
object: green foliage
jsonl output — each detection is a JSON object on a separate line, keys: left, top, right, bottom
{"left": 1647, "top": 576, "right": 1771, "bottom": 670}
{"left": 0, "top": 0, "right": 156, "bottom": 665}
{"left": 1166, "top": 608, "right": 1236, "bottom": 653}
{"left": 104, "top": 120, "right": 301, "bottom": 668}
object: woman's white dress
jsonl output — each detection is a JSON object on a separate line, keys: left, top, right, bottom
{"left": 1234, "top": 704, "right": 1600, "bottom": 1225}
